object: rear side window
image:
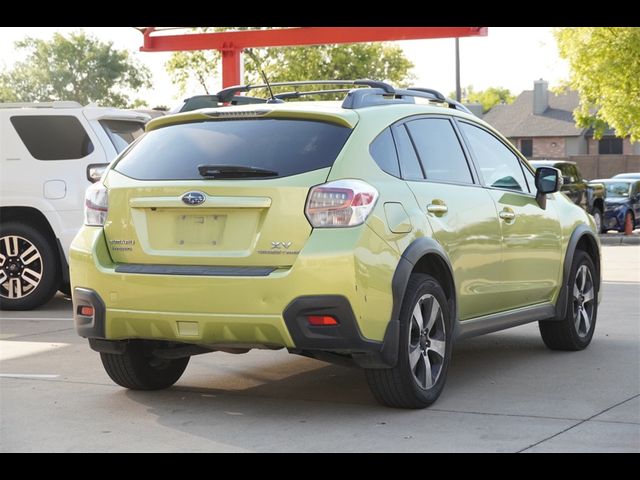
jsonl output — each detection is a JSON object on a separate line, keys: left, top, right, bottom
{"left": 393, "top": 125, "right": 424, "bottom": 181}
{"left": 10, "top": 115, "right": 94, "bottom": 160}
{"left": 405, "top": 118, "right": 473, "bottom": 184}
{"left": 369, "top": 128, "right": 400, "bottom": 177}
{"left": 114, "top": 119, "right": 352, "bottom": 180}
{"left": 100, "top": 120, "right": 145, "bottom": 153}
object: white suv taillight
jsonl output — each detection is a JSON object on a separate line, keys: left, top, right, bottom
{"left": 84, "top": 182, "right": 108, "bottom": 226}
{"left": 305, "top": 179, "right": 379, "bottom": 227}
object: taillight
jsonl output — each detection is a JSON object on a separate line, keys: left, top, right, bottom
{"left": 84, "top": 182, "right": 108, "bottom": 226}
{"left": 305, "top": 179, "right": 379, "bottom": 228}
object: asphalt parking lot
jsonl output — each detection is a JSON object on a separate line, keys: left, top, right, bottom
{"left": 1, "top": 246, "right": 638, "bottom": 452}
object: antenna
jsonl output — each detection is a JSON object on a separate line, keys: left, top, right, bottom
{"left": 244, "top": 49, "right": 282, "bottom": 104}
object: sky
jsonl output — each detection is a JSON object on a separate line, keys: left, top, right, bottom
{"left": 0, "top": 27, "right": 569, "bottom": 107}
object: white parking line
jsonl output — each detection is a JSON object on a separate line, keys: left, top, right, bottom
{"left": 0, "top": 340, "right": 69, "bottom": 361}
{"left": 0, "top": 374, "right": 59, "bottom": 379}
{"left": 0, "top": 317, "right": 73, "bottom": 321}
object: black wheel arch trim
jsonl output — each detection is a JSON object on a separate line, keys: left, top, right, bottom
{"left": 554, "top": 225, "right": 601, "bottom": 321}
{"left": 388, "top": 236, "right": 458, "bottom": 355}
{"left": 56, "top": 238, "right": 70, "bottom": 286}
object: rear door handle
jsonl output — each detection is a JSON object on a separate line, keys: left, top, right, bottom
{"left": 499, "top": 210, "right": 516, "bottom": 221}
{"left": 427, "top": 204, "right": 448, "bottom": 215}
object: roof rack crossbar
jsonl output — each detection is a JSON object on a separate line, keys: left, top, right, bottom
{"left": 274, "top": 88, "right": 353, "bottom": 100}
{"left": 217, "top": 79, "right": 394, "bottom": 103}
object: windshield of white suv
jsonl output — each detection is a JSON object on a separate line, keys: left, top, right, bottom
{"left": 100, "top": 120, "right": 145, "bottom": 153}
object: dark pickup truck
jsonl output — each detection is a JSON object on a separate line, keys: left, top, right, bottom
{"left": 530, "top": 160, "right": 606, "bottom": 232}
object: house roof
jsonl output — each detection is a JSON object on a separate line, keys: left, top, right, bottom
{"left": 483, "top": 89, "right": 584, "bottom": 138}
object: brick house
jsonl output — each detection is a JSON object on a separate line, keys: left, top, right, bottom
{"left": 482, "top": 80, "right": 640, "bottom": 160}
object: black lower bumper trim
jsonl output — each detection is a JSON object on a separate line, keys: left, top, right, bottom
{"left": 283, "top": 295, "right": 397, "bottom": 368}
{"left": 114, "top": 264, "right": 276, "bottom": 277}
{"left": 73, "top": 288, "right": 106, "bottom": 339}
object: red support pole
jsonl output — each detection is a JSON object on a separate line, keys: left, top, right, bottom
{"left": 221, "top": 48, "right": 242, "bottom": 88}
{"left": 139, "top": 27, "right": 488, "bottom": 91}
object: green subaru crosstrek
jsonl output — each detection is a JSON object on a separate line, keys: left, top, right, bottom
{"left": 71, "top": 80, "right": 601, "bottom": 408}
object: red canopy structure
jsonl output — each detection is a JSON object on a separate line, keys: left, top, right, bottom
{"left": 140, "top": 27, "right": 487, "bottom": 88}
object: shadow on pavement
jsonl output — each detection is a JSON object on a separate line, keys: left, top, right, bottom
{"left": 119, "top": 330, "right": 554, "bottom": 446}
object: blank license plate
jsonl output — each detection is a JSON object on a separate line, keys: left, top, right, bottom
{"left": 175, "top": 214, "right": 227, "bottom": 246}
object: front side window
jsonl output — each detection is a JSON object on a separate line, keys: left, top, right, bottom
{"left": 100, "top": 120, "right": 145, "bottom": 153}
{"left": 460, "top": 122, "right": 528, "bottom": 193}
{"left": 114, "top": 118, "right": 352, "bottom": 180}
{"left": 521, "top": 162, "right": 536, "bottom": 193}
{"left": 10, "top": 115, "right": 94, "bottom": 160}
{"left": 405, "top": 118, "right": 473, "bottom": 184}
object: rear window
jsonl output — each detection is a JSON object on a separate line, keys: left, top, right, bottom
{"left": 100, "top": 120, "right": 145, "bottom": 153}
{"left": 10, "top": 115, "right": 94, "bottom": 160}
{"left": 114, "top": 119, "right": 352, "bottom": 180}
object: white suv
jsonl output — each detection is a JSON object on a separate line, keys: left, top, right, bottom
{"left": 0, "top": 101, "right": 149, "bottom": 310}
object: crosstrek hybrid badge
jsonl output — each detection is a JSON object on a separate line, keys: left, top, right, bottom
{"left": 69, "top": 79, "right": 601, "bottom": 409}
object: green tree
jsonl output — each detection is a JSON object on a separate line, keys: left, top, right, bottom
{"left": 555, "top": 27, "right": 640, "bottom": 141}
{"left": 165, "top": 28, "right": 414, "bottom": 97}
{"left": 165, "top": 28, "right": 219, "bottom": 95}
{"left": 0, "top": 32, "right": 151, "bottom": 107}
{"left": 450, "top": 85, "right": 515, "bottom": 112}
{"left": 243, "top": 43, "right": 414, "bottom": 93}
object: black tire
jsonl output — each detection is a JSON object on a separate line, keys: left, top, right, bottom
{"left": 592, "top": 207, "right": 605, "bottom": 234}
{"left": 539, "top": 250, "right": 597, "bottom": 351}
{"left": 59, "top": 282, "right": 71, "bottom": 297}
{"left": 100, "top": 341, "right": 190, "bottom": 390}
{"left": 0, "top": 222, "right": 60, "bottom": 311}
{"left": 365, "top": 274, "right": 453, "bottom": 409}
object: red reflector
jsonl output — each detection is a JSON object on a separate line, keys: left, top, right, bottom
{"left": 79, "top": 306, "right": 94, "bottom": 317}
{"left": 307, "top": 315, "right": 338, "bottom": 326}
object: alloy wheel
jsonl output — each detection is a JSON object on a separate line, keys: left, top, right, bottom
{"left": 0, "top": 235, "right": 43, "bottom": 299}
{"left": 409, "top": 294, "right": 446, "bottom": 389}
{"left": 573, "top": 264, "right": 595, "bottom": 338}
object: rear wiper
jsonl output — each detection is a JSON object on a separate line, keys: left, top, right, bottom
{"left": 198, "top": 164, "right": 278, "bottom": 179}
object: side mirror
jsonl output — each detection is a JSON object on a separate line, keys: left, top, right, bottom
{"left": 535, "top": 167, "right": 562, "bottom": 209}
{"left": 87, "top": 163, "right": 109, "bottom": 183}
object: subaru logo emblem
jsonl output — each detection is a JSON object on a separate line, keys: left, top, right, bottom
{"left": 181, "top": 191, "right": 206, "bottom": 206}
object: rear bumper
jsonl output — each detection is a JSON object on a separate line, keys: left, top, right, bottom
{"left": 70, "top": 226, "right": 398, "bottom": 356}
{"left": 73, "top": 289, "right": 398, "bottom": 367}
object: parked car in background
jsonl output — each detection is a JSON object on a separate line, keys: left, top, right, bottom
{"left": 590, "top": 179, "right": 640, "bottom": 232}
{"left": 613, "top": 172, "right": 640, "bottom": 180}
{"left": 0, "top": 101, "right": 149, "bottom": 310}
{"left": 70, "top": 80, "right": 601, "bottom": 409}
{"left": 530, "top": 160, "right": 605, "bottom": 232}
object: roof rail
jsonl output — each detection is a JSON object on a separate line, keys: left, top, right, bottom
{"left": 216, "top": 79, "right": 394, "bottom": 103}
{"left": 343, "top": 86, "right": 474, "bottom": 113}
{"left": 213, "top": 79, "right": 474, "bottom": 114}
{"left": 0, "top": 101, "right": 83, "bottom": 109}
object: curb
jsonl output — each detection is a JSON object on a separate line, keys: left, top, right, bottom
{"left": 598, "top": 234, "right": 640, "bottom": 246}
